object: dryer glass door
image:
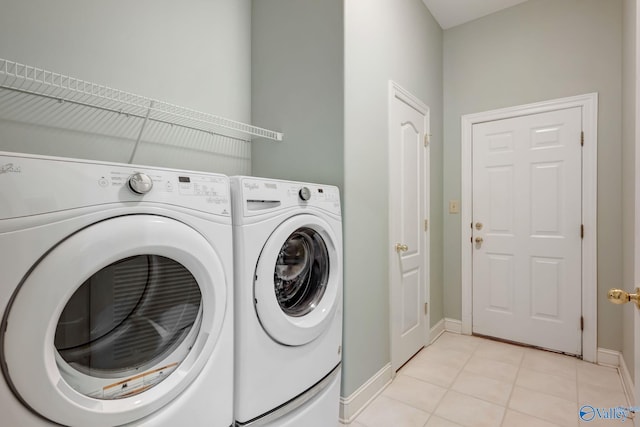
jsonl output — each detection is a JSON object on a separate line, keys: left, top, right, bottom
{"left": 55, "top": 254, "right": 202, "bottom": 399}
{"left": 1, "top": 215, "right": 228, "bottom": 427}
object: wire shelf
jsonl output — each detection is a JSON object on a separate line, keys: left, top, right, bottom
{"left": 0, "top": 57, "right": 283, "bottom": 148}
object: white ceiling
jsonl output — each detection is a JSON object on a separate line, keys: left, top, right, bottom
{"left": 422, "top": 0, "right": 530, "bottom": 29}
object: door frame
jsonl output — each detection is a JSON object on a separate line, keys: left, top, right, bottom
{"left": 460, "top": 93, "right": 598, "bottom": 362}
{"left": 388, "top": 81, "right": 430, "bottom": 372}
{"left": 633, "top": 0, "right": 640, "bottom": 405}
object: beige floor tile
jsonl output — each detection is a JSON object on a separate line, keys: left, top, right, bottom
{"left": 463, "top": 355, "right": 519, "bottom": 383}
{"left": 425, "top": 415, "right": 465, "bottom": 427}
{"left": 474, "top": 339, "right": 525, "bottom": 366}
{"left": 355, "top": 395, "right": 430, "bottom": 427}
{"left": 401, "top": 358, "right": 463, "bottom": 388}
{"left": 383, "top": 374, "right": 447, "bottom": 413}
{"left": 451, "top": 370, "right": 513, "bottom": 406}
{"left": 521, "top": 349, "right": 578, "bottom": 380}
{"left": 413, "top": 346, "right": 473, "bottom": 370}
{"left": 576, "top": 362, "right": 623, "bottom": 392}
{"left": 508, "top": 386, "right": 578, "bottom": 427}
{"left": 429, "top": 332, "right": 482, "bottom": 354}
{"left": 578, "top": 382, "right": 628, "bottom": 408}
{"left": 516, "top": 367, "right": 578, "bottom": 402}
{"left": 434, "top": 390, "right": 505, "bottom": 427}
{"left": 501, "top": 410, "right": 563, "bottom": 427}
{"left": 578, "top": 419, "right": 632, "bottom": 427}
{"left": 352, "top": 334, "right": 629, "bottom": 427}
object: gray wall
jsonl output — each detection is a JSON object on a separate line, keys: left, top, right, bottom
{"left": 443, "top": 0, "right": 623, "bottom": 351}
{"left": 0, "top": 0, "right": 252, "bottom": 174}
{"left": 251, "top": 0, "right": 344, "bottom": 187}
{"left": 622, "top": 0, "right": 637, "bottom": 376}
{"left": 344, "top": 0, "right": 443, "bottom": 396}
{"left": 251, "top": 0, "right": 443, "bottom": 398}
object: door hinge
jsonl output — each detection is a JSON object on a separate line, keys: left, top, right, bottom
{"left": 424, "top": 302, "right": 428, "bottom": 315}
{"left": 580, "top": 316, "right": 584, "bottom": 331}
{"left": 424, "top": 219, "right": 429, "bottom": 231}
{"left": 581, "top": 224, "right": 584, "bottom": 239}
{"left": 424, "top": 133, "right": 430, "bottom": 147}
{"left": 581, "top": 131, "right": 584, "bottom": 147}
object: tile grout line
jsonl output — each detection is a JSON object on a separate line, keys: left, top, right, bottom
{"left": 496, "top": 345, "right": 525, "bottom": 427}
{"left": 392, "top": 336, "right": 477, "bottom": 424}
{"left": 508, "top": 349, "right": 579, "bottom": 427}
{"left": 436, "top": 335, "right": 495, "bottom": 425}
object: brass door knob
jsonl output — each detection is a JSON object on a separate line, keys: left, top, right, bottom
{"left": 395, "top": 243, "right": 409, "bottom": 253}
{"left": 475, "top": 237, "right": 484, "bottom": 244}
{"left": 607, "top": 288, "right": 640, "bottom": 309}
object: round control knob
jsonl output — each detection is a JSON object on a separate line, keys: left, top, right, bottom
{"left": 128, "top": 172, "right": 153, "bottom": 194}
{"left": 299, "top": 187, "right": 311, "bottom": 201}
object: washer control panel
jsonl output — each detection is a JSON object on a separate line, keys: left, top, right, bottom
{"left": 233, "top": 176, "right": 340, "bottom": 218}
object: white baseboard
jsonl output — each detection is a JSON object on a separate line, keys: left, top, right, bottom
{"left": 339, "top": 363, "right": 392, "bottom": 423}
{"left": 430, "top": 318, "right": 445, "bottom": 343}
{"left": 597, "top": 347, "right": 621, "bottom": 367}
{"left": 595, "top": 347, "right": 635, "bottom": 408}
{"left": 618, "top": 350, "right": 636, "bottom": 407}
{"left": 444, "top": 318, "right": 462, "bottom": 334}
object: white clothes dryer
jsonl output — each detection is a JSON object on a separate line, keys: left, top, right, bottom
{"left": 0, "top": 152, "right": 234, "bottom": 427}
{"left": 230, "top": 176, "right": 342, "bottom": 427}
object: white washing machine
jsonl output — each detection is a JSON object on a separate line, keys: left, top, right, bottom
{"left": 0, "top": 152, "right": 234, "bottom": 427}
{"left": 230, "top": 176, "right": 342, "bottom": 427}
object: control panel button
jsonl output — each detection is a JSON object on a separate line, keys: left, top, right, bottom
{"left": 128, "top": 172, "right": 154, "bottom": 194}
{"left": 299, "top": 187, "right": 311, "bottom": 201}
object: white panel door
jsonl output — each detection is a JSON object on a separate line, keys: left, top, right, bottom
{"left": 389, "top": 82, "right": 429, "bottom": 371}
{"left": 472, "top": 107, "right": 582, "bottom": 355}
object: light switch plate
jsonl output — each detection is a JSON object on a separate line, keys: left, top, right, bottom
{"left": 449, "top": 200, "right": 460, "bottom": 214}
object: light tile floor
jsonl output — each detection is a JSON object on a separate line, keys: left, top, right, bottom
{"left": 343, "top": 332, "right": 631, "bottom": 427}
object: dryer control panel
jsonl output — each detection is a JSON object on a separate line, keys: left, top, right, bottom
{"left": 231, "top": 176, "right": 341, "bottom": 218}
{"left": 0, "top": 152, "right": 231, "bottom": 219}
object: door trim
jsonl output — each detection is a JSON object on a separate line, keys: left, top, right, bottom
{"left": 460, "top": 93, "right": 598, "bottom": 362}
{"left": 388, "top": 81, "right": 430, "bottom": 372}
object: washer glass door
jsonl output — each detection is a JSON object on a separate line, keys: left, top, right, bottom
{"left": 254, "top": 214, "right": 341, "bottom": 346}
{"left": 274, "top": 227, "right": 329, "bottom": 318}
{"left": 1, "top": 215, "right": 228, "bottom": 427}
